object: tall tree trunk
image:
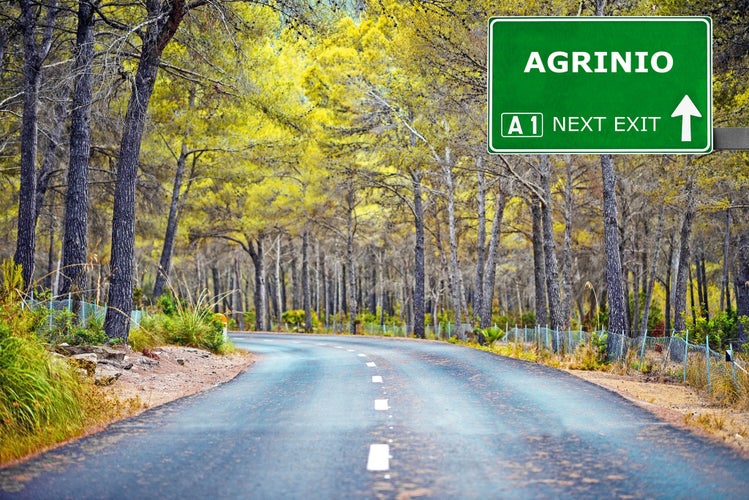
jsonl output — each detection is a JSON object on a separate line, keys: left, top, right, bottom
{"left": 699, "top": 250, "right": 709, "bottom": 320}
{"left": 560, "top": 160, "right": 574, "bottom": 329}
{"left": 247, "top": 237, "right": 266, "bottom": 332}
{"left": 60, "top": 0, "right": 95, "bottom": 300}
{"left": 475, "top": 163, "right": 486, "bottom": 324}
{"left": 15, "top": 0, "right": 58, "bottom": 288}
{"left": 673, "top": 177, "right": 696, "bottom": 333}
{"left": 480, "top": 187, "right": 507, "bottom": 328}
{"left": 413, "top": 170, "right": 426, "bottom": 338}
{"left": 735, "top": 232, "right": 749, "bottom": 347}
{"left": 302, "top": 228, "right": 312, "bottom": 333}
{"left": 444, "top": 152, "right": 463, "bottom": 338}
{"left": 212, "top": 266, "right": 220, "bottom": 313}
{"left": 275, "top": 236, "right": 283, "bottom": 324}
{"left": 153, "top": 143, "right": 191, "bottom": 297}
{"left": 721, "top": 209, "right": 732, "bottom": 312}
{"left": 540, "top": 155, "right": 565, "bottom": 336}
{"left": 345, "top": 184, "right": 357, "bottom": 334}
{"left": 600, "top": 154, "right": 627, "bottom": 353}
{"left": 530, "top": 199, "right": 547, "bottom": 326}
{"left": 233, "top": 256, "right": 245, "bottom": 330}
{"left": 105, "top": 0, "right": 188, "bottom": 341}
{"left": 640, "top": 203, "right": 665, "bottom": 335}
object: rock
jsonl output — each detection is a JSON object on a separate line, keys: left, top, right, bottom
{"left": 137, "top": 357, "right": 160, "bottom": 366}
{"left": 176, "top": 358, "right": 185, "bottom": 366}
{"left": 95, "top": 366, "right": 122, "bottom": 386}
{"left": 56, "top": 345, "right": 126, "bottom": 362}
{"left": 70, "top": 354, "right": 98, "bottom": 376}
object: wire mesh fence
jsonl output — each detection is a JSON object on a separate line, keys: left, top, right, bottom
{"left": 26, "top": 293, "right": 143, "bottom": 330}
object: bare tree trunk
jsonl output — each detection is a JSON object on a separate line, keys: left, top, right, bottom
{"left": 735, "top": 232, "right": 749, "bottom": 347}
{"left": 640, "top": 204, "right": 665, "bottom": 335}
{"left": 233, "top": 256, "right": 245, "bottom": 330}
{"left": 346, "top": 185, "right": 357, "bottom": 334}
{"left": 673, "top": 177, "right": 696, "bottom": 333}
{"left": 600, "top": 154, "right": 628, "bottom": 353}
{"left": 480, "top": 187, "right": 507, "bottom": 328}
{"left": 530, "top": 199, "right": 547, "bottom": 326}
{"left": 275, "top": 236, "right": 283, "bottom": 324}
{"left": 60, "top": 0, "right": 94, "bottom": 300}
{"left": 540, "top": 155, "right": 565, "bottom": 336}
{"left": 105, "top": 0, "right": 188, "bottom": 341}
{"left": 721, "top": 209, "right": 732, "bottom": 312}
{"left": 302, "top": 228, "right": 312, "bottom": 332}
{"left": 412, "top": 171, "right": 426, "bottom": 338}
{"left": 153, "top": 142, "right": 192, "bottom": 297}
{"left": 15, "top": 0, "right": 59, "bottom": 288}
{"left": 444, "top": 152, "right": 463, "bottom": 338}
{"left": 247, "top": 237, "right": 266, "bottom": 332}
{"left": 560, "top": 159, "right": 574, "bottom": 329}
{"left": 475, "top": 163, "right": 486, "bottom": 324}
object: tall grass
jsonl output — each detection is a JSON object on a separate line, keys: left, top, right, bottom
{"left": 130, "top": 289, "right": 231, "bottom": 354}
{"left": 0, "top": 261, "right": 138, "bottom": 464}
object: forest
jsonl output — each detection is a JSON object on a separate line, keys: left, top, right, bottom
{"left": 0, "top": 0, "right": 747, "bottom": 349}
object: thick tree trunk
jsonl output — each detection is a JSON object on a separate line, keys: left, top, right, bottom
{"left": 233, "top": 257, "right": 245, "bottom": 330}
{"left": 673, "top": 177, "right": 696, "bottom": 334}
{"left": 480, "top": 187, "right": 507, "bottom": 328}
{"left": 105, "top": 0, "right": 187, "bottom": 341}
{"left": 540, "top": 155, "right": 565, "bottom": 335}
{"left": 15, "top": 0, "right": 57, "bottom": 288}
{"left": 247, "top": 238, "right": 266, "bottom": 332}
{"left": 60, "top": 0, "right": 95, "bottom": 300}
{"left": 600, "top": 154, "right": 627, "bottom": 354}
{"left": 530, "top": 199, "right": 547, "bottom": 326}
{"left": 413, "top": 171, "right": 426, "bottom": 338}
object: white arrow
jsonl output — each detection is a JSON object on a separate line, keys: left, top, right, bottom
{"left": 671, "top": 95, "right": 702, "bottom": 142}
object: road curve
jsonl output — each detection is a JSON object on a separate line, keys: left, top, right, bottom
{"left": 2, "top": 333, "right": 748, "bottom": 499}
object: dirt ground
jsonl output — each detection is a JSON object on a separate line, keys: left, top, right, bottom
{"left": 106, "top": 345, "right": 255, "bottom": 412}
{"left": 569, "top": 369, "right": 749, "bottom": 457}
{"left": 104, "top": 345, "right": 749, "bottom": 458}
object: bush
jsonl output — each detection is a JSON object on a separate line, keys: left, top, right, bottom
{"left": 137, "top": 308, "right": 228, "bottom": 354}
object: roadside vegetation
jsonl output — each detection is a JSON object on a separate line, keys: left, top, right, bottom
{"left": 0, "top": 261, "right": 233, "bottom": 465}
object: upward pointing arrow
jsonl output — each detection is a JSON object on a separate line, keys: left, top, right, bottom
{"left": 671, "top": 95, "right": 702, "bottom": 142}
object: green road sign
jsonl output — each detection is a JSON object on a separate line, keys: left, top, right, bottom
{"left": 487, "top": 17, "right": 712, "bottom": 154}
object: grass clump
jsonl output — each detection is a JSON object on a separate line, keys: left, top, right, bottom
{"left": 0, "top": 260, "right": 137, "bottom": 464}
{"left": 133, "top": 291, "right": 230, "bottom": 354}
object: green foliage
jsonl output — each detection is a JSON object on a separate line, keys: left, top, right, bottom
{"left": 33, "top": 309, "right": 108, "bottom": 346}
{"left": 689, "top": 310, "right": 739, "bottom": 350}
{"left": 156, "top": 293, "right": 178, "bottom": 316}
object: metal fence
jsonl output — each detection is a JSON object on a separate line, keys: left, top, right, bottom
{"left": 504, "top": 325, "right": 748, "bottom": 394}
{"left": 26, "top": 294, "right": 143, "bottom": 330}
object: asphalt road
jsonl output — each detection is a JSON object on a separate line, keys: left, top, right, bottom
{"left": 2, "top": 333, "right": 749, "bottom": 499}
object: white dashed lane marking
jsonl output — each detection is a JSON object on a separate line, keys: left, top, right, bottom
{"left": 366, "top": 362, "right": 376, "bottom": 368}
{"left": 372, "top": 376, "right": 383, "bottom": 383}
{"left": 374, "top": 399, "right": 389, "bottom": 411}
{"left": 367, "top": 444, "right": 390, "bottom": 471}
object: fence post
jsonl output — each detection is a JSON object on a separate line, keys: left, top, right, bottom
{"left": 619, "top": 331, "right": 624, "bottom": 361}
{"left": 49, "top": 294, "right": 53, "bottom": 332}
{"left": 683, "top": 330, "right": 689, "bottom": 383}
{"left": 639, "top": 329, "right": 648, "bottom": 371}
{"left": 706, "top": 335, "right": 711, "bottom": 395}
